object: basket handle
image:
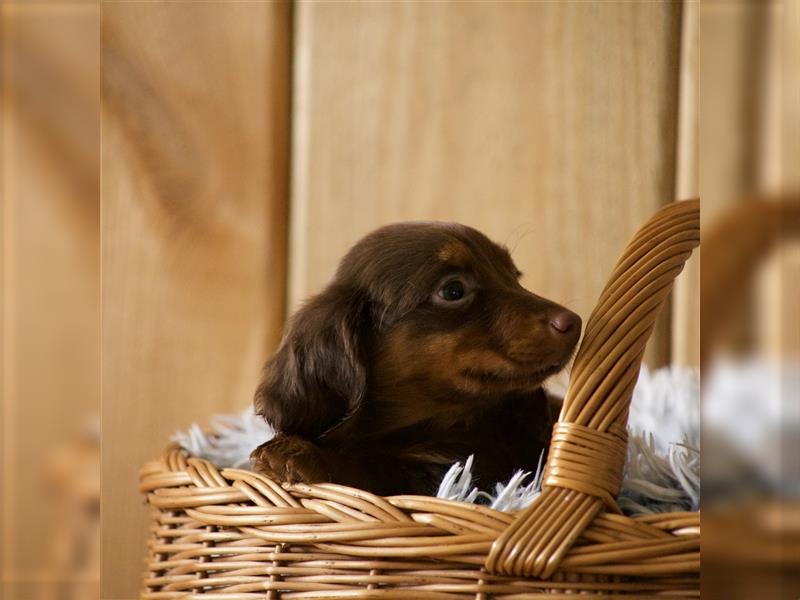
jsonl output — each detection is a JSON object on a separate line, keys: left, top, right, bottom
{"left": 485, "top": 199, "right": 700, "bottom": 578}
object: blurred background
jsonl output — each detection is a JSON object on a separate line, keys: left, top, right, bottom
{"left": 0, "top": 0, "right": 796, "bottom": 599}
{"left": 2, "top": 2, "right": 100, "bottom": 599}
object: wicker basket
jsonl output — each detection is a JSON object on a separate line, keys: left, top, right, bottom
{"left": 140, "top": 199, "right": 700, "bottom": 598}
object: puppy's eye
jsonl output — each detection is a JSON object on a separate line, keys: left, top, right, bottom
{"left": 440, "top": 280, "right": 465, "bottom": 302}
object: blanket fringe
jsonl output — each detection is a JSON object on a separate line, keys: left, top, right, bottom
{"left": 174, "top": 366, "right": 700, "bottom": 515}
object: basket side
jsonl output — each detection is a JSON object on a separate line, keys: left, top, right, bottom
{"left": 139, "top": 446, "right": 699, "bottom": 597}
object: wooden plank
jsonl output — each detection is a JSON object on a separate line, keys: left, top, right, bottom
{"left": 101, "top": 2, "right": 290, "bottom": 597}
{"left": 699, "top": 0, "right": 794, "bottom": 360}
{"left": 2, "top": 4, "right": 100, "bottom": 599}
{"left": 672, "top": 0, "right": 700, "bottom": 367}
{"left": 290, "top": 1, "right": 682, "bottom": 367}
{"left": 763, "top": 0, "right": 799, "bottom": 360}
{"left": 779, "top": 0, "right": 800, "bottom": 359}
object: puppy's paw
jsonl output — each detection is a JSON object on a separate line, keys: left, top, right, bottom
{"left": 251, "top": 434, "right": 330, "bottom": 484}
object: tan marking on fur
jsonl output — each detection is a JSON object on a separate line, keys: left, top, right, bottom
{"left": 457, "top": 348, "right": 516, "bottom": 375}
{"left": 374, "top": 324, "right": 544, "bottom": 425}
{"left": 394, "top": 330, "right": 517, "bottom": 383}
{"left": 437, "top": 241, "right": 471, "bottom": 267}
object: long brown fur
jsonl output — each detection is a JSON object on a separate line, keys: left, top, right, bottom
{"left": 252, "top": 222, "right": 581, "bottom": 496}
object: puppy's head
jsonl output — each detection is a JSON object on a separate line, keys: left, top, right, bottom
{"left": 256, "top": 222, "right": 581, "bottom": 437}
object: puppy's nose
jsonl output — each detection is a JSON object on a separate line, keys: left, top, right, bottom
{"left": 549, "top": 310, "right": 581, "bottom": 334}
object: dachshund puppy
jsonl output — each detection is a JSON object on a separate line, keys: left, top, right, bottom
{"left": 252, "top": 222, "right": 581, "bottom": 496}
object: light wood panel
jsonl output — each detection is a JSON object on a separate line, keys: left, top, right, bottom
{"left": 101, "top": 2, "right": 290, "bottom": 597}
{"left": 2, "top": 4, "right": 100, "bottom": 599}
{"left": 699, "top": 0, "right": 771, "bottom": 221}
{"left": 766, "top": 0, "right": 799, "bottom": 360}
{"left": 290, "top": 1, "right": 683, "bottom": 367}
{"left": 779, "top": 0, "right": 800, "bottom": 359}
{"left": 672, "top": 0, "right": 700, "bottom": 367}
{"left": 698, "top": 1, "right": 755, "bottom": 360}
{"left": 699, "top": 0, "right": 796, "bottom": 360}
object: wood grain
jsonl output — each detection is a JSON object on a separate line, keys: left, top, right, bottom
{"left": 2, "top": 4, "right": 100, "bottom": 599}
{"left": 699, "top": 0, "right": 794, "bottom": 359}
{"left": 290, "top": 1, "right": 682, "bottom": 367}
{"left": 779, "top": 0, "right": 800, "bottom": 359}
{"left": 672, "top": 0, "right": 700, "bottom": 367}
{"left": 101, "top": 2, "right": 290, "bottom": 597}
{"left": 765, "top": 0, "right": 799, "bottom": 360}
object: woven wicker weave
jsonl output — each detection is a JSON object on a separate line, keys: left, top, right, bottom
{"left": 139, "top": 199, "right": 700, "bottom": 598}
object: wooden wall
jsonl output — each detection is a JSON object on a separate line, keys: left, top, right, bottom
{"left": 100, "top": 2, "right": 290, "bottom": 597}
{"left": 672, "top": 0, "right": 700, "bottom": 367}
{"left": 2, "top": 3, "right": 100, "bottom": 599}
{"left": 290, "top": 2, "right": 683, "bottom": 372}
{"left": 699, "top": 0, "right": 797, "bottom": 359}
{"left": 2, "top": 2, "right": 702, "bottom": 599}
{"left": 9, "top": 1, "right": 800, "bottom": 597}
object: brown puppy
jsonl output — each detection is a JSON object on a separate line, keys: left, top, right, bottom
{"left": 252, "top": 222, "right": 581, "bottom": 496}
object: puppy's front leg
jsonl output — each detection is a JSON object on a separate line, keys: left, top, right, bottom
{"left": 251, "top": 434, "right": 334, "bottom": 484}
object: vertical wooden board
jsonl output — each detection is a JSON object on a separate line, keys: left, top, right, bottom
{"left": 763, "top": 0, "right": 800, "bottom": 361}
{"left": 784, "top": 0, "right": 800, "bottom": 195}
{"left": 779, "top": 0, "right": 800, "bottom": 360}
{"left": 672, "top": 0, "right": 700, "bottom": 367}
{"left": 2, "top": 4, "right": 100, "bottom": 599}
{"left": 699, "top": 0, "right": 772, "bottom": 219}
{"left": 699, "top": 0, "right": 790, "bottom": 359}
{"left": 101, "top": 2, "right": 289, "bottom": 598}
{"left": 291, "top": 1, "right": 682, "bottom": 366}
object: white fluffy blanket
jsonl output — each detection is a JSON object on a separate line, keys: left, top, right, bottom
{"left": 175, "top": 366, "right": 699, "bottom": 516}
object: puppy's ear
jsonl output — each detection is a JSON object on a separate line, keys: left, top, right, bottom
{"left": 255, "top": 286, "right": 370, "bottom": 439}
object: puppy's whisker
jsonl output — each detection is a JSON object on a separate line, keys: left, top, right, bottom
{"left": 507, "top": 224, "right": 538, "bottom": 256}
